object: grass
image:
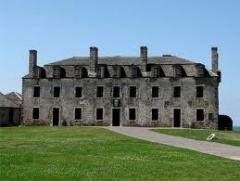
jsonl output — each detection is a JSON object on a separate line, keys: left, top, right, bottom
{"left": 152, "top": 129, "right": 240, "bottom": 146}
{"left": 0, "top": 127, "right": 239, "bottom": 181}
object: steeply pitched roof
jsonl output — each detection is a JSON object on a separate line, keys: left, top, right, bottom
{"left": 45, "top": 56, "right": 196, "bottom": 66}
{"left": 0, "top": 93, "right": 19, "bottom": 108}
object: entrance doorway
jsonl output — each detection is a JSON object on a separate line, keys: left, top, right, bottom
{"left": 53, "top": 108, "right": 59, "bottom": 126}
{"left": 112, "top": 109, "right": 120, "bottom": 126}
{"left": 174, "top": 109, "right": 181, "bottom": 127}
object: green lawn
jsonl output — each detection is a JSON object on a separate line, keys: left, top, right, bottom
{"left": 152, "top": 129, "right": 240, "bottom": 146}
{"left": 0, "top": 127, "right": 240, "bottom": 181}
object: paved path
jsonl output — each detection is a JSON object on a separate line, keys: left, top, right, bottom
{"left": 105, "top": 127, "right": 240, "bottom": 161}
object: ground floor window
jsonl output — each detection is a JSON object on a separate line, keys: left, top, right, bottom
{"left": 152, "top": 109, "right": 158, "bottom": 120}
{"left": 33, "top": 108, "right": 39, "bottom": 119}
{"left": 75, "top": 108, "right": 82, "bottom": 120}
{"left": 96, "top": 108, "right": 103, "bottom": 120}
{"left": 129, "top": 108, "right": 136, "bottom": 120}
{"left": 197, "top": 109, "right": 204, "bottom": 121}
{"left": 208, "top": 113, "right": 214, "bottom": 121}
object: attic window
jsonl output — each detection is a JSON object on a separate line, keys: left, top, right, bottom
{"left": 130, "top": 66, "right": 139, "bottom": 78}
{"left": 174, "top": 65, "right": 185, "bottom": 77}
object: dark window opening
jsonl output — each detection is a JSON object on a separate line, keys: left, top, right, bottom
{"left": 113, "top": 86, "right": 120, "bottom": 97}
{"left": 75, "top": 108, "right": 82, "bottom": 120}
{"left": 152, "top": 87, "right": 159, "bottom": 97}
{"left": 129, "top": 108, "right": 136, "bottom": 120}
{"left": 174, "top": 86, "right": 181, "bottom": 97}
{"left": 33, "top": 108, "right": 39, "bottom": 119}
{"left": 152, "top": 109, "right": 158, "bottom": 120}
{"left": 9, "top": 108, "right": 14, "bottom": 123}
{"left": 196, "top": 86, "right": 204, "bottom": 97}
{"left": 75, "top": 87, "right": 82, "bottom": 97}
{"left": 129, "top": 86, "right": 136, "bottom": 97}
{"left": 197, "top": 109, "right": 204, "bottom": 121}
{"left": 33, "top": 86, "right": 40, "bottom": 97}
{"left": 96, "top": 108, "right": 103, "bottom": 120}
{"left": 54, "top": 87, "right": 60, "bottom": 97}
{"left": 97, "top": 86, "right": 104, "bottom": 97}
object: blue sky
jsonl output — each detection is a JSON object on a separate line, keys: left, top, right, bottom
{"left": 0, "top": 0, "right": 239, "bottom": 125}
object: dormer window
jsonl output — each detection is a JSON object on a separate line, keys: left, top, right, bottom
{"left": 113, "top": 66, "right": 125, "bottom": 78}
{"left": 174, "top": 65, "right": 186, "bottom": 77}
{"left": 129, "top": 65, "right": 139, "bottom": 78}
{"left": 75, "top": 66, "right": 88, "bottom": 78}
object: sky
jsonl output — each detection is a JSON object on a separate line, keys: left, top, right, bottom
{"left": 0, "top": 0, "right": 239, "bottom": 125}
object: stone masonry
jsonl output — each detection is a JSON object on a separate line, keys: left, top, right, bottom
{"left": 22, "top": 47, "right": 221, "bottom": 128}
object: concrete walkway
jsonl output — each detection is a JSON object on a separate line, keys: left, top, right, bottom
{"left": 105, "top": 127, "right": 240, "bottom": 161}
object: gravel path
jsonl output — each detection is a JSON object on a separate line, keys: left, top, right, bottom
{"left": 105, "top": 127, "right": 240, "bottom": 161}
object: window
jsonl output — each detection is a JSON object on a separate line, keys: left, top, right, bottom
{"left": 75, "top": 87, "right": 82, "bottom": 97}
{"left": 152, "top": 109, "right": 158, "bottom": 120}
{"left": 174, "top": 86, "right": 181, "bottom": 97}
{"left": 97, "top": 86, "right": 104, "bottom": 97}
{"left": 129, "top": 86, "right": 136, "bottom": 97}
{"left": 54, "top": 87, "right": 60, "bottom": 97}
{"left": 129, "top": 108, "right": 136, "bottom": 120}
{"left": 197, "top": 109, "right": 204, "bottom": 121}
{"left": 152, "top": 87, "right": 159, "bottom": 97}
{"left": 75, "top": 108, "right": 82, "bottom": 120}
{"left": 196, "top": 86, "right": 204, "bottom": 97}
{"left": 113, "top": 86, "right": 120, "bottom": 97}
{"left": 96, "top": 108, "right": 103, "bottom": 120}
{"left": 33, "top": 86, "right": 40, "bottom": 97}
{"left": 32, "top": 108, "right": 39, "bottom": 119}
{"left": 208, "top": 113, "right": 214, "bottom": 121}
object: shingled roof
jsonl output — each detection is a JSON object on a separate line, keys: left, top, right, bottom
{"left": 5, "top": 92, "right": 22, "bottom": 106}
{"left": 45, "top": 56, "right": 196, "bottom": 66}
{"left": 0, "top": 93, "right": 20, "bottom": 108}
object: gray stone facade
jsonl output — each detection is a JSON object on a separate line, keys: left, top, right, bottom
{"left": 22, "top": 47, "right": 220, "bottom": 128}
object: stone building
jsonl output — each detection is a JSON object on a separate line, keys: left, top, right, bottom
{"left": 0, "top": 92, "right": 22, "bottom": 126}
{"left": 22, "top": 47, "right": 220, "bottom": 128}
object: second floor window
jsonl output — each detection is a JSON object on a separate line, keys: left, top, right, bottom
{"left": 97, "top": 86, "right": 104, "bottom": 97}
{"left": 54, "top": 87, "right": 60, "bottom": 97}
{"left": 113, "top": 86, "right": 120, "bottom": 97}
{"left": 33, "top": 86, "right": 40, "bottom": 97}
{"left": 129, "top": 86, "right": 136, "bottom": 97}
{"left": 152, "top": 87, "right": 159, "bottom": 97}
{"left": 196, "top": 86, "right": 204, "bottom": 97}
{"left": 75, "top": 87, "right": 82, "bottom": 97}
{"left": 174, "top": 86, "right": 181, "bottom": 97}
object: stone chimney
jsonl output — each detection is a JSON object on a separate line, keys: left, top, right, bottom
{"left": 140, "top": 46, "right": 148, "bottom": 62}
{"left": 89, "top": 47, "right": 98, "bottom": 75}
{"left": 211, "top": 47, "right": 218, "bottom": 73}
{"left": 29, "top": 49, "right": 37, "bottom": 76}
{"left": 140, "top": 46, "right": 148, "bottom": 74}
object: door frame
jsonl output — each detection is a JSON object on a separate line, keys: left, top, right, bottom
{"left": 173, "top": 109, "right": 181, "bottom": 127}
{"left": 52, "top": 107, "right": 60, "bottom": 126}
{"left": 112, "top": 108, "right": 120, "bottom": 126}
